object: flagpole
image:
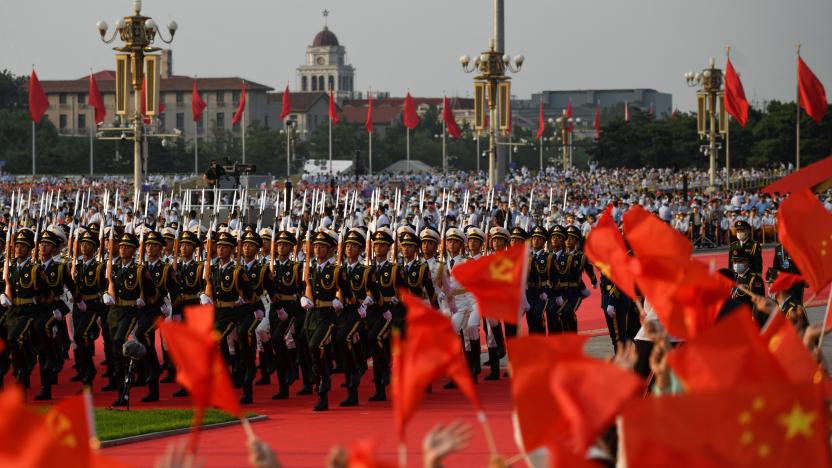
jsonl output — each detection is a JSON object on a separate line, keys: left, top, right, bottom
{"left": 285, "top": 119, "right": 291, "bottom": 178}
{"left": 476, "top": 132, "right": 481, "bottom": 173}
{"left": 725, "top": 116, "right": 731, "bottom": 191}
{"left": 368, "top": 130, "right": 373, "bottom": 176}
{"left": 194, "top": 116, "right": 199, "bottom": 175}
{"left": 539, "top": 136, "right": 543, "bottom": 176}
{"left": 796, "top": 43, "right": 801, "bottom": 171}
{"left": 31, "top": 120, "right": 36, "bottom": 175}
{"left": 328, "top": 114, "right": 333, "bottom": 175}
{"left": 406, "top": 127, "right": 411, "bottom": 172}
{"left": 242, "top": 103, "right": 247, "bottom": 164}
{"left": 89, "top": 108, "right": 94, "bottom": 175}
{"left": 442, "top": 118, "right": 447, "bottom": 174}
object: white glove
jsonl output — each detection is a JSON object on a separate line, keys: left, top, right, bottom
{"left": 53, "top": 309, "right": 62, "bottom": 321}
{"left": 254, "top": 309, "right": 265, "bottom": 320}
{"left": 362, "top": 295, "right": 374, "bottom": 307}
{"left": 389, "top": 296, "right": 400, "bottom": 305}
{"left": 539, "top": 292, "right": 548, "bottom": 301}
{"left": 383, "top": 310, "right": 393, "bottom": 322}
{"left": 235, "top": 296, "right": 246, "bottom": 306}
{"left": 276, "top": 308, "right": 288, "bottom": 321}
{"left": 103, "top": 293, "right": 115, "bottom": 306}
{"left": 300, "top": 296, "right": 314, "bottom": 310}
{"left": 358, "top": 304, "right": 367, "bottom": 319}
{"left": 136, "top": 297, "right": 146, "bottom": 308}
{"left": 65, "top": 291, "right": 73, "bottom": 303}
{"left": 450, "top": 304, "right": 459, "bottom": 315}
{"left": 0, "top": 294, "right": 12, "bottom": 307}
{"left": 605, "top": 305, "right": 616, "bottom": 318}
{"left": 555, "top": 296, "right": 565, "bottom": 306}
{"left": 161, "top": 302, "right": 172, "bottom": 317}
{"left": 255, "top": 316, "right": 271, "bottom": 342}
{"left": 332, "top": 298, "right": 344, "bottom": 311}
{"left": 77, "top": 300, "right": 87, "bottom": 313}
{"left": 199, "top": 293, "right": 213, "bottom": 305}
{"left": 581, "top": 288, "right": 591, "bottom": 298}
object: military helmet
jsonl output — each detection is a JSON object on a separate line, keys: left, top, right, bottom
{"left": 734, "top": 220, "right": 751, "bottom": 231}
{"left": 489, "top": 226, "right": 510, "bottom": 242}
{"left": 510, "top": 226, "right": 529, "bottom": 241}
{"left": 179, "top": 230, "right": 200, "bottom": 246}
{"left": 420, "top": 227, "right": 440, "bottom": 243}
{"left": 565, "top": 225, "right": 582, "bottom": 240}
{"left": 550, "top": 225, "right": 567, "bottom": 239}
{"left": 345, "top": 228, "right": 366, "bottom": 246}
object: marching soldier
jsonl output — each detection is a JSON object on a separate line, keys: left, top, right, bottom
{"left": 398, "top": 228, "right": 439, "bottom": 309}
{"left": 171, "top": 229, "right": 203, "bottom": 397}
{"left": 770, "top": 242, "right": 804, "bottom": 302}
{"left": 527, "top": 226, "right": 554, "bottom": 335}
{"left": 730, "top": 250, "right": 766, "bottom": 326}
{"left": 70, "top": 230, "right": 107, "bottom": 389}
{"left": 367, "top": 227, "right": 401, "bottom": 401}
{"left": 482, "top": 226, "right": 510, "bottom": 381}
{"left": 600, "top": 271, "right": 637, "bottom": 351}
{"left": 555, "top": 226, "right": 596, "bottom": 333}
{"left": 299, "top": 229, "right": 353, "bottom": 411}
{"left": 239, "top": 230, "right": 274, "bottom": 394}
{"left": 729, "top": 220, "right": 763, "bottom": 275}
{"left": 161, "top": 227, "right": 177, "bottom": 263}
{"left": 506, "top": 226, "right": 530, "bottom": 338}
{"left": 445, "top": 227, "right": 481, "bottom": 384}
{"left": 420, "top": 227, "right": 455, "bottom": 317}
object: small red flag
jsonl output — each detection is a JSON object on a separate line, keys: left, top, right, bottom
{"left": 88, "top": 73, "right": 106, "bottom": 125}
{"left": 761, "top": 311, "right": 825, "bottom": 384}
{"left": 442, "top": 96, "right": 461, "bottom": 139}
{"left": 593, "top": 105, "right": 601, "bottom": 139}
{"left": 46, "top": 393, "right": 96, "bottom": 466}
{"left": 191, "top": 80, "right": 206, "bottom": 122}
{"left": 451, "top": 243, "right": 529, "bottom": 323}
{"left": 724, "top": 58, "right": 749, "bottom": 127}
{"left": 565, "top": 101, "right": 574, "bottom": 133}
{"left": 402, "top": 92, "right": 419, "bottom": 130}
{"left": 365, "top": 94, "right": 373, "bottom": 134}
{"left": 328, "top": 91, "right": 340, "bottom": 126}
{"left": 28, "top": 69, "right": 49, "bottom": 123}
{"left": 798, "top": 56, "right": 828, "bottom": 124}
{"left": 279, "top": 84, "right": 291, "bottom": 120}
{"left": 768, "top": 271, "right": 806, "bottom": 294}
{"left": 777, "top": 189, "right": 832, "bottom": 291}
{"left": 231, "top": 81, "right": 246, "bottom": 125}
{"left": 584, "top": 206, "right": 637, "bottom": 299}
{"left": 624, "top": 204, "right": 693, "bottom": 260}
{"left": 535, "top": 101, "right": 545, "bottom": 140}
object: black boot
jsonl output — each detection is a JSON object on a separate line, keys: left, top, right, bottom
{"left": 340, "top": 371, "right": 360, "bottom": 407}
{"left": 484, "top": 348, "right": 500, "bottom": 381}
{"left": 272, "top": 385, "right": 289, "bottom": 400}
{"left": 69, "top": 347, "right": 85, "bottom": 382}
{"left": 101, "top": 376, "right": 119, "bottom": 392}
{"left": 240, "top": 382, "right": 253, "bottom": 405}
{"left": 81, "top": 346, "right": 98, "bottom": 387}
{"left": 255, "top": 351, "right": 271, "bottom": 385}
{"left": 313, "top": 390, "right": 329, "bottom": 411}
{"left": 34, "top": 365, "right": 52, "bottom": 400}
{"left": 173, "top": 387, "right": 189, "bottom": 398}
{"left": 297, "top": 383, "right": 313, "bottom": 395}
{"left": 368, "top": 382, "right": 387, "bottom": 402}
{"left": 34, "top": 384, "right": 52, "bottom": 401}
{"left": 141, "top": 379, "right": 160, "bottom": 402}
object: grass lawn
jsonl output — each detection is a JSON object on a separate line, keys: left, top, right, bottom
{"left": 94, "top": 408, "right": 250, "bottom": 441}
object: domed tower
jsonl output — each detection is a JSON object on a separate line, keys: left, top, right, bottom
{"left": 297, "top": 10, "right": 355, "bottom": 100}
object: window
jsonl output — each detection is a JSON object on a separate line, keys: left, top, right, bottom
{"left": 311, "top": 76, "right": 317, "bottom": 91}
{"left": 59, "top": 114, "right": 67, "bottom": 129}
{"left": 78, "top": 114, "right": 86, "bottom": 129}
{"left": 301, "top": 76, "right": 307, "bottom": 91}
{"left": 77, "top": 93, "right": 87, "bottom": 105}
{"left": 176, "top": 112, "right": 184, "bottom": 130}
{"left": 217, "top": 112, "right": 225, "bottom": 129}
{"left": 232, "top": 91, "right": 240, "bottom": 104}
{"left": 216, "top": 91, "right": 225, "bottom": 104}
{"left": 318, "top": 76, "right": 324, "bottom": 91}
{"left": 59, "top": 94, "right": 67, "bottom": 105}
{"left": 176, "top": 92, "right": 184, "bottom": 104}
{"left": 328, "top": 76, "right": 334, "bottom": 91}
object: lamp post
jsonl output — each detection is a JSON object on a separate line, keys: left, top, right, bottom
{"left": 551, "top": 114, "right": 580, "bottom": 170}
{"left": 96, "top": 0, "right": 178, "bottom": 193}
{"left": 281, "top": 120, "right": 301, "bottom": 177}
{"left": 685, "top": 57, "right": 726, "bottom": 193}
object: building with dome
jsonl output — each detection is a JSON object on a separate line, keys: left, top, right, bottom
{"left": 297, "top": 11, "right": 356, "bottom": 100}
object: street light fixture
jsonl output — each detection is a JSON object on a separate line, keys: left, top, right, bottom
{"left": 684, "top": 56, "right": 727, "bottom": 193}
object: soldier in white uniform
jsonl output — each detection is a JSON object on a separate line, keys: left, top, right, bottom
{"left": 419, "top": 228, "right": 456, "bottom": 317}
{"left": 445, "top": 227, "right": 482, "bottom": 385}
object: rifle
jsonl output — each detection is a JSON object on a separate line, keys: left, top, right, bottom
{"left": 4, "top": 193, "right": 16, "bottom": 300}
{"left": 139, "top": 192, "right": 149, "bottom": 266}
{"left": 106, "top": 222, "right": 116, "bottom": 299}
{"left": 527, "top": 188, "right": 535, "bottom": 231}
{"left": 504, "top": 185, "right": 513, "bottom": 229}
{"left": 98, "top": 190, "right": 109, "bottom": 262}
{"left": 302, "top": 229, "right": 313, "bottom": 301}
{"left": 270, "top": 193, "right": 279, "bottom": 275}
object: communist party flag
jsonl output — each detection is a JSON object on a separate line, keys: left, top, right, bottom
{"left": 584, "top": 205, "right": 637, "bottom": 299}
{"left": 88, "top": 73, "right": 106, "bottom": 125}
{"left": 798, "top": 55, "right": 828, "bottom": 124}
{"left": 724, "top": 58, "right": 749, "bottom": 127}
{"left": 620, "top": 383, "right": 830, "bottom": 468}
{"left": 328, "top": 91, "right": 340, "bottom": 125}
{"left": 365, "top": 94, "right": 374, "bottom": 134}
{"left": 192, "top": 80, "right": 206, "bottom": 122}
{"left": 279, "top": 84, "right": 292, "bottom": 120}
{"left": 535, "top": 101, "right": 545, "bottom": 140}
{"left": 402, "top": 92, "right": 419, "bottom": 129}
{"left": 451, "top": 242, "right": 529, "bottom": 323}
{"left": 442, "top": 96, "right": 461, "bottom": 139}
{"left": 761, "top": 311, "right": 825, "bottom": 385}
{"left": 768, "top": 271, "right": 805, "bottom": 294}
{"left": 231, "top": 81, "right": 246, "bottom": 125}
{"left": 45, "top": 392, "right": 96, "bottom": 467}
{"left": 394, "top": 291, "right": 481, "bottom": 439}
{"left": 28, "top": 69, "right": 49, "bottom": 123}
{"left": 777, "top": 189, "right": 832, "bottom": 291}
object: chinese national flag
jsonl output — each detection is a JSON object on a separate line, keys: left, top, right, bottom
{"left": 624, "top": 205, "right": 692, "bottom": 260}
{"left": 761, "top": 311, "right": 825, "bottom": 384}
{"left": 88, "top": 73, "right": 106, "bottom": 125}
{"left": 192, "top": 81, "right": 206, "bottom": 122}
{"left": 231, "top": 81, "right": 246, "bottom": 125}
{"left": 798, "top": 56, "right": 828, "bottom": 124}
{"left": 365, "top": 94, "right": 374, "bottom": 134}
{"left": 667, "top": 308, "right": 787, "bottom": 391}
{"left": 535, "top": 101, "right": 545, "bottom": 140}
{"left": 620, "top": 383, "right": 830, "bottom": 468}
{"left": 402, "top": 92, "right": 419, "bottom": 129}
{"left": 584, "top": 206, "right": 637, "bottom": 299}
{"left": 28, "top": 69, "right": 49, "bottom": 123}
{"left": 777, "top": 189, "right": 832, "bottom": 291}
{"left": 451, "top": 243, "right": 529, "bottom": 323}
{"left": 328, "top": 91, "right": 340, "bottom": 125}
{"left": 724, "top": 58, "right": 749, "bottom": 127}
{"left": 279, "top": 84, "right": 291, "bottom": 120}
{"left": 442, "top": 96, "right": 461, "bottom": 139}
{"left": 768, "top": 271, "right": 805, "bottom": 294}
{"left": 593, "top": 105, "right": 601, "bottom": 139}
{"left": 666, "top": 257, "right": 734, "bottom": 338}
{"left": 394, "top": 291, "right": 481, "bottom": 439}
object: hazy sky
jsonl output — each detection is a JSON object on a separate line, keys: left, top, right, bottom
{"left": 3, "top": 0, "right": 830, "bottom": 111}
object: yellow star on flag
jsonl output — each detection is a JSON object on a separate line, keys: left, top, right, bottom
{"left": 778, "top": 402, "right": 817, "bottom": 439}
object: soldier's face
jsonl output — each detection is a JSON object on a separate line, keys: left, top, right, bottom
{"left": 373, "top": 243, "right": 390, "bottom": 259}
{"left": 565, "top": 237, "right": 577, "bottom": 250}
{"left": 80, "top": 242, "right": 94, "bottom": 257}
{"left": 14, "top": 244, "right": 30, "bottom": 260}
{"left": 402, "top": 244, "right": 416, "bottom": 258}
{"left": 491, "top": 238, "right": 507, "bottom": 251}
{"left": 552, "top": 236, "right": 564, "bottom": 250}
{"left": 345, "top": 243, "right": 361, "bottom": 260}
{"left": 217, "top": 244, "right": 232, "bottom": 259}
{"left": 180, "top": 242, "right": 194, "bottom": 258}
{"left": 38, "top": 243, "right": 56, "bottom": 261}
{"left": 165, "top": 239, "right": 174, "bottom": 251}
{"left": 277, "top": 243, "right": 292, "bottom": 257}
{"left": 446, "top": 239, "right": 462, "bottom": 255}
{"left": 313, "top": 243, "right": 330, "bottom": 260}
{"left": 467, "top": 239, "right": 482, "bottom": 253}
{"left": 242, "top": 243, "right": 259, "bottom": 259}
{"left": 531, "top": 237, "right": 545, "bottom": 250}
{"left": 119, "top": 245, "right": 135, "bottom": 261}
{"left": 146, "top": 243, "right": 161, "bottom": 259}
{"left": 421, "top": 240, "right": 437, "bottom": 257}
{"left": 510, "top": 238, "right": 524, "bottom": 247}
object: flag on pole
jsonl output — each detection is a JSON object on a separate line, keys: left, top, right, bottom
{"left": 442, "top": 96, "right": 461, "bottom": 139}
{"left": 798, "top": 56, "right": 828, "bottom": 124}
{"left": 777, "top": 189, "right": 832, "bottom": 291}
{"left": 451, "top": 243, "right": 528, "bottom": 323}
{"left": 565, "top": 101, "right": 574, "bottom": 132}
{"left": 28, "top": 69, "right": 49, "bottom": 123}
{"left": 328, "top": 91, "right": 339, "bottom": 125}
{"left": 724, "top": 58, "right": 750, "bottom": 127}
{"left": 191, "top": 80, "right": 206, "bottom": 122}
{"left": 365, "top": 94, "right": 374, "bottom": 134}
{"left": 593, "top": 105, "right": 601, "bottom": 139}
{"left": 231, "top": 81, "right": 246, "bottom": 125}
{"left": 535, "top": 101, "right": 545, "bottom": 140}
{"left": 584, "top": 206, "right": 637, "bottom": 299}
{"left": 402, "top": 92, "right": 419, "bottom": 129}
{"left": 88, "top": 73, "right": 106, "bottom": 125}
{"left": 279, "top": 84, "right": 291, "bottom": 120}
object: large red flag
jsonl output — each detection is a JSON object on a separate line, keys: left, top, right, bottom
{"left": 777, "top": 189, "right": 832, "bottom": 291}
{"left": 365, "top": 94, "right": 373, "bottom": 134}
{"left": 798, "top": 56, "right": 828, "bottom": 124}
{"left": 88, "top": 73, "right": 106, "bottom": 125}
{"left": 593, "top": 105, "right": 601, "bottom": 139}
{"left": 402, "top": 92, "right": 419, "bottom": 129}
{"left": 535, "top": 101, "right": 545, "bottom": 140}
{"left": 451, "top": 243, "right": 528, "bottom": 323}
{"left": 191, "top": 80, "right": 206, "bottom": 122}
{"left": 231, "top": 81, "right": 246, "bottom": 125}
{"left": 620, "top": 383, "right": 830, "bottom": 468}
{"left": 724, "top": 58, "right": 749, "bottom": 127}
{"left": 761, "top": 311, "right": 825, "bottom": 384}
{"left": 28, "top": 69, "right": 49, "bottom": 123}
{"left": 624, "top": 204, "right": 692, "bottom": 260}
{"left": 328, "top": 91, "right": 340, "bottom": 126}
{"left": 279, "top": 84, "right": 291, "bottom": 120}
{"left": 442, "top": 96, "right": 461, "bottom": 139}
{"left": 584, "top": 206, "right": 637, "bottom": 299}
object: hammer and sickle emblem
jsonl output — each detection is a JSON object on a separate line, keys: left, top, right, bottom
{"left": 45, "top": 412, "right": 78, "bottom": 448}
{"left": 596, "top": 261, "right": 612, "bottom": 278}
{"left": 489, "top": 258, "right": 515, "bottom": 283}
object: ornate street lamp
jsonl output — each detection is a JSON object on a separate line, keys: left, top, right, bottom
{"left": 685, "top": 57, "right": 727, "bottom": 193}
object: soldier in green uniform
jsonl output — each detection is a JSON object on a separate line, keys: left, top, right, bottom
{"left": 505, "top": 226, "right": 529, "bottom": 340}
{"left": 527, "top": 226, "right": 553, "bottom": 334}
{"left": 239, "top": 230, "right": 274, "bottom": 397}
{"left": 103, "top": 232, "right": 157, "bottom": 407}
{"left": 299, "top": 229, "right": 353, "bottom": 411}
{"left": 399, "top": 229, "right": 439, "bottom": 309}
{"left": 729, "top": 220, "right": 763, "bottom": 275}
{"left": 729, "top": 249, "right": 766, "bottom": 326}
{"left": 70, "top": 230, "right": 107, "bottom": 389}
{"left": 770, "top": 243, "right": 804, "bottom": 302}
{"left": 254, "top": 228, "right": 274, "bottom": 387}
{"left": 171, "top": 229, "right": 203, "bottom": 398}
{"left": 366, "top": 227, "right": 402, "bottom": 402}
{"left": 0, "top": 226, "right": 8, "bottom": 389}
{"left": 554, "top": 225, "right": 596, "bottom": 333}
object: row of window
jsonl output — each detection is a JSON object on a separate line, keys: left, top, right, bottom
{"left": 57, "top": 91, "right": 242, "bottom": 106}
{"left": 57, "top": 111, "right": 242, "bottom": 131}
{"left": 300, "top": 74, "right": 353, "bottom": 92}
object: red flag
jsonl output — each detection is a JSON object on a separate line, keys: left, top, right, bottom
{"left": 584, "top": 206, "right": 638, "bottom": 299}
{"left": 28, "top": 69, "right": 49, "bottom": 123}
{"left": 394, "top": 291, "right": 481, "bottom": 439}
{"left": 624, "top": 204, "right": 693, "bottom": 260}
{"left": 565, "top": 101, "right": 574, "bottom": 133}
{"left": 442, "top": 96, "right": 461, "bottom": 139}
{"left": 280, "top": 84, "right": 291, "bottom": 120}
{"left": 768, "top": 271, "right": 806, "bottom": 294}
{"left": 191, "top": 80, "right": 206, "bottom": 122}
{"left": 402, "top": 92, "right": 419, "bottom": 130}
{"left": 761, "top": 311, "right": 825, "bottom": 384}
{"left": 593, "top": 105, "right": 601, "bottom": 139}
{"left": 535, "top": 101, "right": 545, "bottom": 140}
{"left": 45, "top": 393, "right": 96, "bottom": 467}
{"left": 231, "top": 81, "right": 246, "bottom": 125}
{"left": 88, "top": 73, "right": 106, "bottom": 125}
{"left": 451, "top": 243, "right": 529, "bottom": 323}
{"left": 365, "top": 94, "right": 373, "bottom": 134}
{"left": 328, "top": 91, "right": 340, "bottom": 126}
{"left": 777, "top": 189, "right": 832, "bottom": 291}
{"left": 724, "top": 58, "right": 749, "bottom": 127}
{"left": 798, "top": 56, "right": 828, "bottom": 124}
{"left": 347, "top": 436, "right": 396, "bottom": 468}
{"left": 620, "top": 382, "right": 830, "bottom": 468}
